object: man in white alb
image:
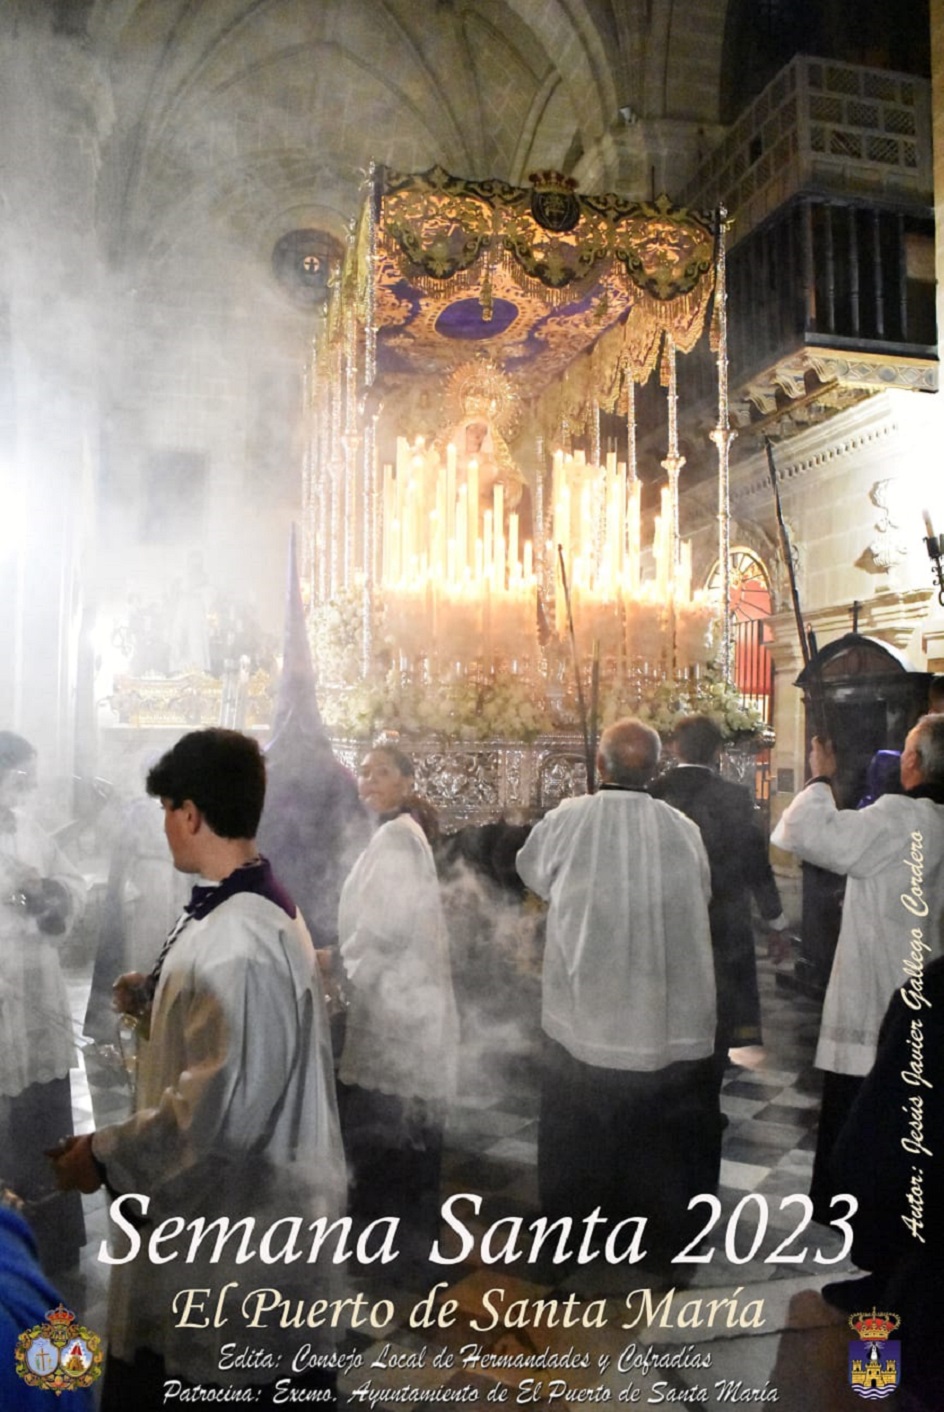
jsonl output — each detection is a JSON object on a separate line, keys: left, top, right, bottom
{"left": 516, "top": 717, "right": 719, "bottom": 1266}
{"left": 51, "top": 728, "right": 346, "bottom": 1410}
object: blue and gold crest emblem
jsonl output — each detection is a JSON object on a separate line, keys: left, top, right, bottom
{"left": 848, "top": 1308, "right": 901, "bottom": 1399}
{"left": 15, "top": 1303, "right": 103, "bottom": 1397}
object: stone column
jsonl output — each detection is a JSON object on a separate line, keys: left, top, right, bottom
{"left": 594, "top": 118, "right": 717, "bottom": 198}
{"left": 0, "top": 7, "right": 112, "bottom": 781}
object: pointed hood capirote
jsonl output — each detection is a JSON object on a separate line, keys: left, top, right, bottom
{"left": 256, "top": 528, "right": 368, "bottom": 946}
{"left": 266, "top": 523, "right": 329, "bottom": 756}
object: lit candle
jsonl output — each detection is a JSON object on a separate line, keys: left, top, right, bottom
{"left": 467, "top": 457, "right": 479, "bottom": 563}
{"left": 560, "top": 484, "right": 571, "bottom": 561}
{"left": 553, "top": 452, "right": 567, "bottom": 547}
{"left": 660, "top": 486, "right": 672, "bottom": 593}
{"left": 430, "top": 506, "right": 442, "bottom": 583}
{"left": 923, "top": 509, "right": 936, "bottom": 540}
{"left": 446, "top": 445, "right": 457, "bottom": 544}
{"left": 556, "top": 485, "right": 571, "bottom": 635}
{"left": 553, "top": 448, "right": 564, "bottom": 494}
{"left": 654, "top": 514, "right": 666, "bottom": 596}
{"left": 382, "top": 463, "right": 394, "bottom": 583}
{"left": 436, "top": 468, "right": 447, "bottom": 577}
{"left": 390, "top": 517, "right": 400, "bottom": 584}
{"left": 456, "top": 487, "right": 467, "bottom": 579}
{"left": 580, "top": 483, "right": 592, "bottom": 571}
{"left": 605, "top": 458, "right": 620, "bottom": 593}
{"left": 627, "top": 480, "right": 641, "bottom": 594}
{"left": 404, "top": 479, "right": 416, "bottom": 574}
{"left": 678, "top": 539, "right": 692, "bottom": 602}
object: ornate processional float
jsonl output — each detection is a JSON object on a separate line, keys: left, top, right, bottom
{"left": 305, "top": 166, "right": 765, "bottom": 822}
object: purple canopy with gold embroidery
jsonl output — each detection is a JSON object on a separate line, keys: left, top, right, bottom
{"left": 348, "top": 164, "right": 718, "bottom": 405}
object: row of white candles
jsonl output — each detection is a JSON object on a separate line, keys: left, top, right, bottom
{"left": 382, "top": 437, "right": 534, "bottom": 594}
{"left": 551, "top": 449, "right": 695, "bottom": 636}
{"left": 380, "top": 436, "right": 535, "bottom": 659}
{"left": 379, "top": 437, "right": 704, "bottom": 658}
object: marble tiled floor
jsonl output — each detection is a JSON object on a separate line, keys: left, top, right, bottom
{"left": 48, "top": 941, "right": 907, "bottom": 1411}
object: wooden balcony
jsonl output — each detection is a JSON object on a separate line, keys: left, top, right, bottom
{"left": 636, "top": 57, "right": 938, "bottom": 462}
{"left": 723, "top": 193, "right": 936, "bottom": 438}
{"left": 630, "top": 188, "right": 935, "bottom": 475}
{"left": 683, "top": 55, "right": 932, "bottom": 247}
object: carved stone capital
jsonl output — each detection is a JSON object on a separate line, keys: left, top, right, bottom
{"left": 763, "top": 612, "right": 806, "bottom": 678}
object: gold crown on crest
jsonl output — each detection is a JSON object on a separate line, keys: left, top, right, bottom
{"left": 45, "top": 1306, "right": 76, "bottom": 1327}
{"left": 849, "top": 1309, "right": 901, "bottom": 1342}
{"left": 528, "top": 169, "right": 578, "bottom": 194}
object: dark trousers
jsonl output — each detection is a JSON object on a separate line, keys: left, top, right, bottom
{"left": 538, "top": 1037, "right": 721, "bottom": 1265}
{"left": 0, "top": 1076, "right": 86, "bottom": 1272}
{"left": 809, "top": 1069, "right": 864, "bottom": 1226}
{"left": 338, "top": 1082, "right": 445, "bottom": 1263}
{"left": 102, "top": 1349, "right": 337, "bottom": 1411}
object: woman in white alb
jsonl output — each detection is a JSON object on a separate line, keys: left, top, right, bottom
{"left": 337, "top": 742, "right": 457, "bottom": 1260}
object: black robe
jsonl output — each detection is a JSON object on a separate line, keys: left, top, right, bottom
{"left": 830, "top": 956, "right": 944, "bottom": 1400}
{"left": 650, "top": 765, "right": 782, "bottom": 1048}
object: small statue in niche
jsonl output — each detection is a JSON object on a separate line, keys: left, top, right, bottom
{"left": 118, "top": 594, "right": 171, "bottom": 678}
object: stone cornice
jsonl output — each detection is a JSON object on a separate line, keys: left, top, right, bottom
{"left": 728, "top": 395, "right": 901, "bottom": 516}
{"left": 679, "top": 392, "right": 906, "bottom": 533}
{"left": 765, "top": 588, "right": 934, "bottom": 678}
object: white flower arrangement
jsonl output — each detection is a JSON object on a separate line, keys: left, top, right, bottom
{"left": 311, "top": 587, "right": 382, "bottom": 686}
{"left": 317, "top": 669, "right": 557, "bottom": 743}
{"left": 596, "top": 668, "right": 768, "bottom": 741}
{"left": 310, "top": 590, "right": 766, "bottom": 746}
